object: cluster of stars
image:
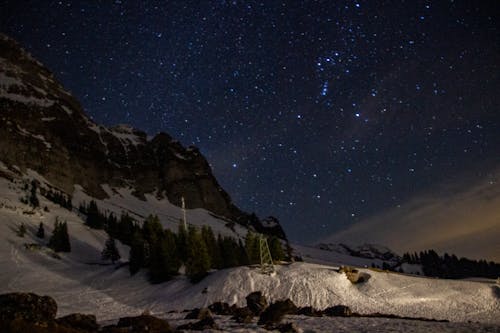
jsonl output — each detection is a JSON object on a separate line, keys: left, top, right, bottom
{"left": 1, "top": 0, "right": 498, "bottom": 243}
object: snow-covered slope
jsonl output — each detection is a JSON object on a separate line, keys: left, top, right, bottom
{"left": 1, "top": 174, "right": 499, "bottom": 326}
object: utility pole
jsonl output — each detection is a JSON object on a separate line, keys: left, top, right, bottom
{"left": 259, "top": 234, "right": 275, "bottom": 275}
{"left": 181, "top": 196, "right": 187, "bottom": 231}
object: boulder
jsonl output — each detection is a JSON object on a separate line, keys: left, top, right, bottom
{"left": 57, "top": 313, "right": 98, "bottom": 332}
{"left": 297, "top": 306, "right": 322, "bottom": 317}
{"left": 184, "top": 307, "right": 212, "bottom": 320}
{"left": 246, "top": 291, "right": 268, "bottom": 315}
{"left": 322, "top": 305, "right": 352, "bottom": 317}
{"left": 231, "top": 307, "right": 254, "bottom": 324}
{"left": 0, "top": 292, "right": 57, "bottom": 323}
{"left": 258, "top": 299, "right": 298, "bottom": 326}
{"left": 176, "top": 316, "right": 218, "bottom": 331}
{"left": 208, "top": 301, "right": 234, "bottom": 315}
{"left": 114, "top": 314, "right": 172, "bottom": 333}
{"left": 338, "top": 266, "right": 371, "bottom": 284}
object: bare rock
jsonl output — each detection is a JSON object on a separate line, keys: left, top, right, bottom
{"left": 0, "top": 292, "right": 57, "bottom": 323}
{"left": 246, "top": 291, "right": 268, "bottom": 315}
{"left": 184, "top": 307, "right": 212, "bottom": 320}
{"left": 177, "top": 315, "right": 218, "bottom": 331}
{"left": 297, "top": 306, "right": 322, "bottom": 317}
{"left": 114, "top": 314, "right": 172, "bottom": 333}
{"left": 231, "top": 307, "right": 254, "bottom": 324}
{"left": 57, "top": 313, "right": 98, "bottom": 332}
{"left": 322, "top": 305, "right": 352, "bottom": 317}
{"left": 258, "top": 299, "right": 298, "bottom": 326}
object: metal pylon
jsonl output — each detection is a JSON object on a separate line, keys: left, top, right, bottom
{"left": 181, "top": 196, "right": 187, "bottom": 231}
{"left": 259, "top": 234, "right": 275, "bottom": 275}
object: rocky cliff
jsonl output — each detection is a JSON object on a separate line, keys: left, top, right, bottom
{"left": 0, "top": 34, "right": 286, "bottom": 238}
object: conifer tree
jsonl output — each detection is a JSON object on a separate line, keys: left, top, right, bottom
{"left": 29, "top": 180, "right": 39, "bottom": 208}
{"left": 85, "top": 200, "right": 103, "bottom": 229}
{"left": 219, "top": 236, "right": 239, "bottom": 268}
{"left": 60, "top": 221, "right": 71, "bottom": 252}
{"left": 245, "top": 232, "right": 260, "bottom": 264}
{"left": 185, "top": 226, "right": 210, "bottom": 282}
{"left": 17, "top": 223, "right": 26, "bottom": 237}
{"left": 36, "top": 222, "right": 45, "bottom": 239}
{"left": 102, "top": 236, "right": 121, "bottom": 264}
{"left": 129, "top": 231, "right": 145, "bottom": 275}
{"left": 238, "top": 239, "right": 249, "bottom": 266}
{"left": 268, "top": 236, "right": 285, "bottom": 262}
{"left": 148, "top": 230, "right": 180, "bottom": 283}
{"left": 201, "top": 225, "right": 221, "bottom": 269}
{"left": 48, "top": 218, "right": 71, "bottom": 252}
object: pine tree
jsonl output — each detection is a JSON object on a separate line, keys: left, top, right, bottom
{"left": 48, "top": 218, "right": 71, "bottom": 252}
{"left": 201, "top": 225, "right": 221, "bottom": 269}
{"left": 237, "top": 239, "right": 249, "bottom": 266}
{"left": 245, "top": 232, "right": 260, "bottom": 264}
{"left": 17, "top": 223, "right": 27, "bottom": 237}
{"left": 219, "top": 236, "right": 239, "bottom": 268}
{"left": 29, "top": 180, "right": 39, "bottom": 208}
{"left": 185, "top": 226, "right": 210, "bottom": 282}
{"left": 60, "top": 221, "right": 71, "bottom": 252}
{"left": 268, "top": 236, "right": 285, "bottom": 262}
{"left": 129, "top": 231, "right": 145, "bottom": 275}
{"left": 148, "top": 230, "right": 180, "bottom": 283}
{"left": 85, "top": 200, "right": 103, "bottom": 229}
{"left": 36, "top": 222, "right": 45, "bottom": 238}
{"left": 102, "top": 236, "right": 121, "bottom": 264}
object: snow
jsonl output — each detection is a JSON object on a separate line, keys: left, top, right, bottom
{"left": 109, "top": 124, "right": 144, "bottom": 147}
{"left": 14, "top": 125, "right": 52, "bottom": 149}
{"left": 73, "top": 184, "right": 248, "bottom": 239}
{"left": 0, "top": 174, "right": 499, "bottom": 331}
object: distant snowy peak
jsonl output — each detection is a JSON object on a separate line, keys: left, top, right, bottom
{"left": 316, "top": 243, "right": 401, "bottom": 262}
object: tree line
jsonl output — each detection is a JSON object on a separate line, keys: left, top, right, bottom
{"left": 80, "top": 200, "right": 287, "bottom": 283}
{"left": 402, "top": 250, "right": 500, "bottom": 279}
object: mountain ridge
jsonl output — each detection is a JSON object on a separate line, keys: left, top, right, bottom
{"left": 0, "top": 33, "right": 285, "bottom": 239}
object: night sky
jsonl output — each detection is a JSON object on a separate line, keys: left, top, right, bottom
{"left": 1, "top": 1, "right": 499, "bottom": 243}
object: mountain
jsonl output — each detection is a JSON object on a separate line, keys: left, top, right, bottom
{"left": 316, "top": 243, "right": 401, "bottom": 264}
{"left": 322, "top": 172, "right": 500, "bottom": 262}
{"left": 0, "top": 33, "right": 286, "bottom": 239}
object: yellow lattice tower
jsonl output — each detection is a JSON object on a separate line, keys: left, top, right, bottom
{"left": 259, "top": 234, "right": 275, "bottom": 275}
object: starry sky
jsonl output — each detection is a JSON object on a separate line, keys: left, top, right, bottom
{"left": 1, "top": 1, "right": 499, "bottom": 244}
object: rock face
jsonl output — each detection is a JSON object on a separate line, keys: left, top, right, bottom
{"left": 0, "top": 292, "right": 57, "bottom": 324}
{"left": 0, "top": 33, "right": 287, "bottom": 237}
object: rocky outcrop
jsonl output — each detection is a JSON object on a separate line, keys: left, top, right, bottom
{"left": 0, "top": 292, "right": 94, "bottom": 333}
{"left": 0, "top": 33, "right": 288, "bottom": 238}
{"left": 231, "top": 307, "right": 254, "bottom": 324}
{"left": 322, "top": 305, "right": 352, "bottom": 317}
{"left": 0, "top": 292, "right": 57, "bottom": 324}
{"left": 106, "top": 314, "right": 173, "bottom": 333}
{"left": 208, "top": 301, "right": 234, "bottom": 315}
{"left": 246, "top": 291, "right": 268, "bottom": 315}
{"left": 56, "top": 313, "right": 98, "bottom": 332}
{"left": 176, "top": 315, "right": 219, "bottom": 331}
{"left": 258, "top": 299, "right": 298, "bottom": 326}
{"left": 184, "top": 307, "right": 212, "bottom": 320}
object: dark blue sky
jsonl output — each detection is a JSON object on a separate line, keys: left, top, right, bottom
{"left": 1, "top": 1, "right": 498, "bottom": 243}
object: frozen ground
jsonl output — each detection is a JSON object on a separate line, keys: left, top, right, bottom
{"left": 0, "top": 174, "right": 499, "bottom": 332}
